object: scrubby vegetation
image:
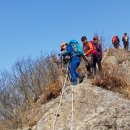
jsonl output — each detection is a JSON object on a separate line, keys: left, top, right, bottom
{"left": 0, "top": 54, "right": 62, "bottom": 129}
{"left": 92, "top": 63, "right": 130, "bottom": 99}
{"left": 0, "top": 47, "right": 130, "bottom": 130}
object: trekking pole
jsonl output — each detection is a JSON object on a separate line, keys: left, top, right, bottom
{"left": 71, "top": 86, "right": 74, "bottom": 130}
{"left": 53, "top": 62, "right": 69, "bottom": 130}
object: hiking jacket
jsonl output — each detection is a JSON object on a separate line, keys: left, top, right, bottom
{"left": 61, "top": 44, "right": 73, "bottom": 57}
{"left": 83, "top": 42, "right": 94, "bottom": 56}
{"left": 122, "top": 36, "right": 129, "bottom": 43}
{"left": 93, "top": 43, "right": 102, "bottom": 58}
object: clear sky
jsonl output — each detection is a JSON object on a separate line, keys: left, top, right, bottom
{"left": 0, "top": 0, "right": 130, "bottom": 71}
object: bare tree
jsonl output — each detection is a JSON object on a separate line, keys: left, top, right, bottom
{"left": 0, "top": 54, "right": 61, "bottom": 129}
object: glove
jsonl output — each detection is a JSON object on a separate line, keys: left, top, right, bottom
{"left": 65, "top": 56, "right": 70, "bottom": 60}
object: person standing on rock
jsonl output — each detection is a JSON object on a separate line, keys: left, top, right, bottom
{"left": 60, "top": 41, "right": 85, "bottom": 85}
{"left": 122, "top": 33, "right": 129, "bottom": 51}
{"left": 112, "top": 35, "right": 120, "bottom": 49}
{"left": 81, "top": 36, "right": 94, "bottom": 79}
{"left": 92, "top": 36, "right": 102, "bottom": 74}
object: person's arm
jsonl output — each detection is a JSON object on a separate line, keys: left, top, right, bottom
{"left": 62, "top": 45, "right": 73, "bottom": 57}
{"left": 98, "top": 44, "right": 102, "bottom": 53}
{"left": 112, "top": 39, "right": 114, "bottom": 44}
{"left": 119, "top": 38, "right": 120, "bottom": 43}
{"left": 122, "top": 36, "right": 124, "bottom": 42}
{"left": 84, "top": 42, "right": 93, "bottom": 56}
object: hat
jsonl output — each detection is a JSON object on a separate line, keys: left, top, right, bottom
{"left": 60, "top": 42, "right": 67, "bottom": 51}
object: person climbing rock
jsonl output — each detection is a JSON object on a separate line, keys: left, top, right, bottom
{"left": 112, "top": 35, "right": 120, "bottom": 49}
{"left": 81, "top": 36, "right": 94, "bottom": 79}
{"left": 122, "top": 33, "right": 129, "bottom": 50}
{"left": 92, "top": 36, "right": 102, "bottom": 74}
{"left": 60, "top": 41, "right": 85, "bottom": 85}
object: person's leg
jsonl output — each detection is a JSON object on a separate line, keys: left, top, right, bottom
{"left": 126, "top": 42, "right": 129, "bottom": 50}
{"left": 73, "top": 56, "right": 81, "bottom": 77}
{"left": 74, "top": 57, "right": 85, "bottom": 83}
{"left": 69, "top": 56, "right": 80, "bottom": 85}
{"left": 97, "top": 58, "right": 102, "bottom": 72}
{"left": 86, "top": 55, "right": 94, "bottom": 78}
{"left": 124, "top": 43, "right": 126, "bottom": 50}
{"left": 93, "top": 56, "right": 97, "bottom": 75}
{"left": 117, "top": 43, "right": 119, "bottom": 49}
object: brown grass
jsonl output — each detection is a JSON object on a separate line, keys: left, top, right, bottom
{"left": 45, "top": 80, "right": 62, "bottom": 101}
{"left": 92, "top": 63, "right": 130, "bottom": 98}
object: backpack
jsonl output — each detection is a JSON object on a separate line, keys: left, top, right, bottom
{"left": 112, "top": 36, "right": 118, "bottom": 43}
{"left": 89, "top": 41, "right": 97, "bottom": 55}
{"left": 69, "top": 40, "right": 83, "bottom": 57}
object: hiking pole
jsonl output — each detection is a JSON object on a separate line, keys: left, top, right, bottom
{"left": 71, "top": 86, "right": 74, "bottom": 130}
{"left": 53, "top": 62, "right": 69, "bottom": 130}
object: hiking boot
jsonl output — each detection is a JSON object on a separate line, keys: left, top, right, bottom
{"left": 79, "top": 75, "right": 85, "bottom": 83}
{"left": 72, "top": 81, "right": 78, "bottom": 86}
{"left": 87, "top": 72, "right": 94, "bottom": 79}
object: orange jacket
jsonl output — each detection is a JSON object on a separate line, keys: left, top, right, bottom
{"left": 83, "top": 42, "right": 94, "bottom": 56}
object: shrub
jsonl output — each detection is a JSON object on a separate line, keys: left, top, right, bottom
{"left": 92, "top": 63, "right": 129, "bottom": 98}
{"left": 45, "top": 80, "right": 62, "bottom": 101}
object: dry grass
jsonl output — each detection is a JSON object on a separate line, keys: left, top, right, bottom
{"left": 45, "top": 80, "right": 62, "bottom": 101}
{"left": 92, "top": 63, "right": 130, "bottom": 98}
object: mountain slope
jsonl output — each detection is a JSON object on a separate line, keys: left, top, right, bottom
{"left": 19, "top": 49, "right": 130, "bottom": 130}
{"left": 30, "top": 79, "right": 130, "bottom": 130}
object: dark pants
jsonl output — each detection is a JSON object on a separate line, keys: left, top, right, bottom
{"left": 124, "top": 42, "right": 129, "bottom": 50}
{"left": 113, "top": 42, "right": 119, "bottom": 49}
{"left": 93, "top": 56, "right": 102, "bottom": 74}
{"left": 83, "top": 55, "right": 94, "bottom": 74}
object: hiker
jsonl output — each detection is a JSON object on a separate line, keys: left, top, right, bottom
{"left": 122, "top": 33, "right": 129, "bottom": 50}
{"left": 81, "top": 36, "right": 94, "bottom": 79}
{"left": 112, "top": 35, "right": 120, "bottom": 49}
{"left": 60, "top": 41, "right": 85, "bottom": 85}
{"left": 92, "top": 36, "right": 102, "bottom": 74}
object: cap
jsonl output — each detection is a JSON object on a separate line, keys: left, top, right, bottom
{"left": 60, "top": 42, "right": 67, "bottom": 51}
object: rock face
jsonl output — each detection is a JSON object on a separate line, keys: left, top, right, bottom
{"left": 102, "top": 49, "right": 130, "bottom": 85}
{"left": 29, "top": 79, "right": 130, "bottom": 130}
{"left": 21, "top": 49, "right": 130, "bottom": 130}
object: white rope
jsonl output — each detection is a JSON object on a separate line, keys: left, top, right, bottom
{"left": 71, "top": 86, "right": 74, "bottom": 130}
{"left": 53, "top": 63, "right": 69, "bottom": 130}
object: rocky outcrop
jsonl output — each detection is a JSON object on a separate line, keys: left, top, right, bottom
{"left": 25, "top": 79, "right": 130, "bottom": 130}
{"left": 102, "top": 49, "right": 130, "bottom": 85}
{"left": 20, "top": 49, "right": 130, "bottom": 130}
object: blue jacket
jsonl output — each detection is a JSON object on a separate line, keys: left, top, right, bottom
{"left": 62, "top": 44, "right": 73, "bottom": 57}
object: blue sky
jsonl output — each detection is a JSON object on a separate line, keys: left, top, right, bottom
{"left": 0, "top": 0, "right": 130, "bottom": 71}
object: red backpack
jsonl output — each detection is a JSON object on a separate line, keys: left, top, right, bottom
{"left": 112, "top": 36, "right": 118, "bottom": 43}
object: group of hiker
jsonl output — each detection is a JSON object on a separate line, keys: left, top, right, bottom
{"left": 112, "top": 33, "right": 129, "bottom": 50}
{"left": 60, "top": 36, "right": 103, "bottom": 85}
{"left": 59, "top": 33, "right": 129, "bottom": 86}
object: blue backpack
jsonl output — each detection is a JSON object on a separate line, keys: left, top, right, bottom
{"left": 69, "top": 40, "right": 83, "bottom": 57}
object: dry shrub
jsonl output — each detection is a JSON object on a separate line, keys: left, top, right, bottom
{"left": 45, "top": 80, "right": 62, "bottom": 101}
{"left": 92, "top": 63, "right": 129, "bottom": 98}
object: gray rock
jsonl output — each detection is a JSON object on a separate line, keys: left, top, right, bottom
{"left": 31, "top": 80, "right": 130, "bottom": 130}
{"left": 20, "top": 49, "right": 130, "bottom": 130}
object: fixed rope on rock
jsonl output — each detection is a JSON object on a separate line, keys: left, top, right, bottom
{"left": 53, "top": 62, "right": 70, "bottom": 130}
